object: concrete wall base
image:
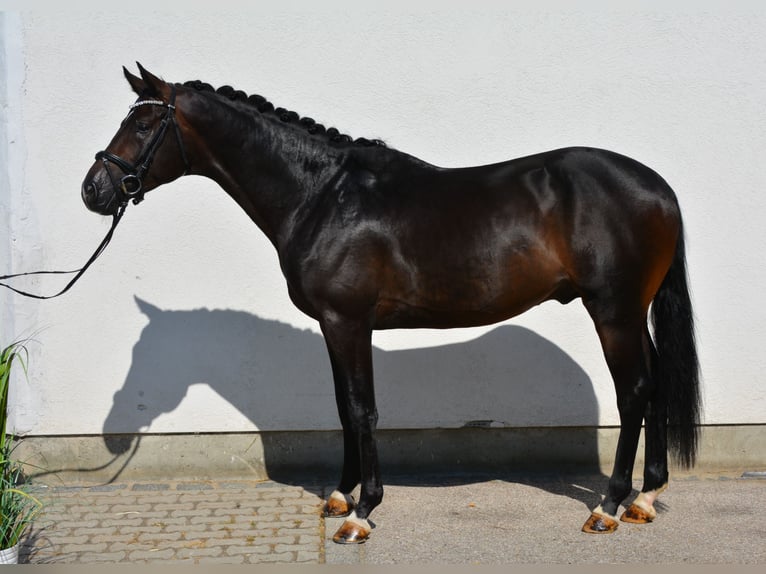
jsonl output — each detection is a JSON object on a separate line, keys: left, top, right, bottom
{"left": 16, "top": 425, "right": 765, "bottom": 486}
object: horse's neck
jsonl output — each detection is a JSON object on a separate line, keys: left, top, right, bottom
{"left": 187, "top": 96, "right": 345, "bottom": 247}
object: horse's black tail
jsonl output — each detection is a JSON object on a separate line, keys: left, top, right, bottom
{"left": 651, "top": 224, "right": 702, "bottom": 468}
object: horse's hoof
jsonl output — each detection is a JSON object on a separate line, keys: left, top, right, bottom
{"left": 322, "top": 490, "right": 354, "bottom": 518}
{"left": 620, "top": 490, "right": 661, "bottom": 523}
{"left": 620, "top": 503, "right": 655, "bottom": 523}
{"left": 332, "top": 512, "right": 372, "bottom": 544}
{"left": 582, "top": 508, "right": 619, "bottom": 534}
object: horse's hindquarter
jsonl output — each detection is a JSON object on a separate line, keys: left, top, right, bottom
{"left": 544, "top": 147, "right": 682, "bottom": 308}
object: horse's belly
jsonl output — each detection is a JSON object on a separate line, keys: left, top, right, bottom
{"left": 373, "top": 301, "right": 531, "bottom": 330}
{"left": 373, "top": 271, "right": 570, "bottom": 330}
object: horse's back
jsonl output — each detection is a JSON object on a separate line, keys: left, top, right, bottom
{"left": 379, "top": 145, "right": 682, "bottom": 275}
{"left": 372, "top": 146, "right": 679, "bottom": 224}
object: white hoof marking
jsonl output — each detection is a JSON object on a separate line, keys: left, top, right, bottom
{"left": 329, "top": 490, "right": 355, "bottom": 506}
{"left": 593, "top": 504, "right": 618, "bottom": 520}
{"left": 631, "top": 484, "right": 667, "bottom": 519}
{"left": 345, "top": 510, "right": 372, "bottom": 530}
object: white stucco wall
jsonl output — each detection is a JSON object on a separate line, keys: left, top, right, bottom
{"left": 2, "top": 5, "right": 765, "bottom": 437}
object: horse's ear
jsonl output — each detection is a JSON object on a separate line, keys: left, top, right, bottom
{"left": 136, "top": 62, "right": 166, "bottom": 97}
{"left": 124, "top": 65, "right": 146, "bottom": 95}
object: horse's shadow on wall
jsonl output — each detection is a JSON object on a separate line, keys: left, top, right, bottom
{"left": 103, "top": 297, "right": 608, "bottom": 510}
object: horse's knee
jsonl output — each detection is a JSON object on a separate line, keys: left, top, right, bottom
{"left": 347, "top": 405, "right": 378, "bottom": 434}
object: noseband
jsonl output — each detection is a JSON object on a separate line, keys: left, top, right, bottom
{"left": 95, "top": 84, "right": 190, "bottom": 206}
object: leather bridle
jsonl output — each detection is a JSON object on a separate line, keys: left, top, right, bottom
{"left": 95, "top": 84, "right": 190, "bottom": 207}
{"left": 0, "top": 86, "right": 191, "bottom": 299}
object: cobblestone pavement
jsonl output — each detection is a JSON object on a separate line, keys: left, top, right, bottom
{"left": 20, "top": 472, "right": 766, "bottom": 564}
{"left": 24, "top": 480, "right": 326, "bottom": 564}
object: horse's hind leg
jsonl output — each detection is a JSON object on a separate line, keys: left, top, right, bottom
{"left": 620, "top": 327, "right": 669, "bottom": 524}
{"left": 582, "top": 302, "right": 654, "bottom": 534}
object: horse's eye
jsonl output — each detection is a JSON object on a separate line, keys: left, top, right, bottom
{"left": 136, "top": 122, "right": 150, "bottom": 133}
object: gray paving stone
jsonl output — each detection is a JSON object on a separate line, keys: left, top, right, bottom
{"left": 248, "top": 551, "right": 297, "bottom": 563}
{"left": 174, "top": 546, "right": 224, "bottom": 560}
{"left": 127, "top": 547, "right": 176, "bottom": 560}
{"left": 78, "top": 551, "right": 128, "bottom": 563}
{"left": 130, "top": 483, "right": 171, "bottom": 492}
{"left": 89, "top": 483, "right": 130, "bottom": 492}
{"left": 176, "top": 482, "right": 215, "bottom": 491}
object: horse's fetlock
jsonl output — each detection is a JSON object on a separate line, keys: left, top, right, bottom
{"left": 607, "top": 478, "right": 633, "bottom": 504}
{"left": 644, "top": 463, "right": 668, "bottom": 490}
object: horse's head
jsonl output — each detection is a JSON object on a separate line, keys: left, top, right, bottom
{"left": 81, "top": 63, "right": 190, "bottom": 216}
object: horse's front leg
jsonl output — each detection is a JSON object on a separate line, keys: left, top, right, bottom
{"left": 320, "top": 314, "right": 383, "bottom": 544}
{"left": 322, "top": 357, "right": 361, "bottom": 519}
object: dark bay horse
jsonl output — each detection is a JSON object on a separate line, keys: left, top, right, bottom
{"left": 82, "top": 64, "right": 701, "bottom": 543}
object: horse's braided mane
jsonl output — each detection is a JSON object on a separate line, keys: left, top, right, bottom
{"left": 181, "top": 80, "right": 386, "bottom": 148}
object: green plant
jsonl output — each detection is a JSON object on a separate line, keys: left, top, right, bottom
{"left": 1, "top": 341, "right": 28, "bottom": 452}
{"left": 0, "top": 341, "right": 42, "bottom": 550}
{"left": 0, "top": 442, "right": 42, "bottom": 549}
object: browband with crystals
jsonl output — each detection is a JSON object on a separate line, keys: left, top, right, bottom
{"left": 129, "top": 99, "right": 167, "bottom": 110}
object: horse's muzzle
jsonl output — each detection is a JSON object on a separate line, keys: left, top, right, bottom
{"left": 81, "top": 176, "right": 117, "bottom": 216}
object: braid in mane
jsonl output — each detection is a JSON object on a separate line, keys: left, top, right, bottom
{"left": 181, "top": 80, "right": 386, "bottom": 148}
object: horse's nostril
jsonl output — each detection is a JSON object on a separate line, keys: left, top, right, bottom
{"left": 81, "top": 180, "right": 102, "bottom": 211}
{"left": 82, "top": 181, "right": 97, "bottom": 201}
